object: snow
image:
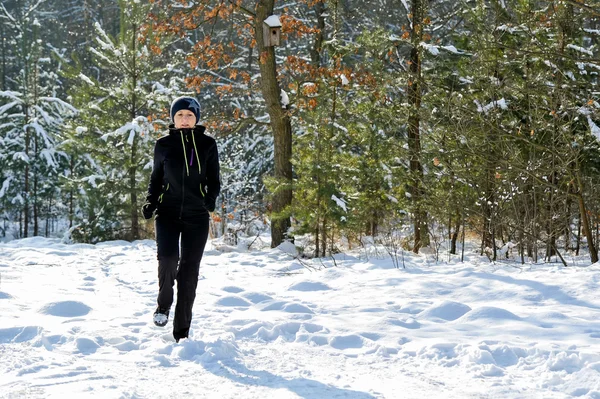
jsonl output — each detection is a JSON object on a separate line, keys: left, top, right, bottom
{"left": 78, "top": 73, "right": 95, "bottom": 86}
{"left": 475, "top": 98, "right": 509, "bottom": 114}
{"left": 385, "top": 194, "right": 398, "bottom": 204}
{"left": 331, "top": 194, "right": 347, "bottom": 212}
{"left": 567, "top": 44, "right": 593, "bottom": 56}
{"left": 400, "top": 0, "right": 409, "bottom": 12}
{"left": 422, "top": 43, "right": 439, "bottom": 56}
{"left": 280, "top": 89, "right": 289, "bottom": 107}
{"left": 12, "top": 151, "right": 30, "bottom": 163}
{"left": 422, "top": 44, "right": 464, "bottom": 56}
{"left": 588, "top": 116, "right": 600, "bottom": 141}
{"left": 442, "top": 45, "right": 461, "bottom": 54}
{"left": 264, "top": 15, "right": 281, "bottom": 28}
{"left": 82, "top": 174, "right": 104, "bottom": 188}
{"left": 0, "top": 100, "right": 20, "bottom": 115}
{"left": 0, "top": 176, "right": 11, "bottom": 198}
{"left": 332, "top": 122, "right": 348, "bottom": 133}
{"left": 1, "top": 237, "right": 600, "bottom": 398}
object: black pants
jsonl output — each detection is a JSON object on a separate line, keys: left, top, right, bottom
{"left": 155, "top": 214, "right": 209, "bottom": 340}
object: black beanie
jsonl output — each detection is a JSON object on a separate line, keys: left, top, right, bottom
{"left": 170, "top": 96, "right": 201, "bottom": 123}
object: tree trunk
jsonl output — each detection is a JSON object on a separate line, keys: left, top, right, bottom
{"left": 129, "top": 22, "right": 139, "bottom": 241}
{"left": 564, "top": 195, "right": 572, "bottom": 252}
{"left": 408, "top": 0, "right": 428, "bottom": 253}
{"left": 546, "top": 172, "right": 557, "bottom": 261}
{"left": 519, "top": 229, "right": 525, "bottom": 264}
{"left": 24, "top": 107, "right": 30, "bottom": 238}
{"left": 310, "top": 2, "right": 325, "bottom": 66}
{"left": 33, "top": 48, "right": 40, "bottom": 237}
{"left": 256, "top": 0, "right": 293, "bottom": 248}
{"left": 481, "top": 165, "right": 496, "bottom": 259}
{"left": 450, "top": 211, "right": 460, "bottom": 255}
{"left": 130, "top": 142, "right": 139, "bottom": 240}
{"left": 314, "top": 223, "right": 320, "bottom": 258}
{"left": 576, "top": 213, "right": 581, "bottom": 256}
{"left": 321, "top": 218, "right": 326, "bottom": 257}
{"left": 461, "top": 217, "right": 465, "bottom": 262}
{"left": 69, "top": 157, "right": 74, "bottom": 228}
{"left": 575, "top": 169, "right": 598, "bottom": 263}
{"left": 0, "top": 23, "right": 5, "bottom": 90}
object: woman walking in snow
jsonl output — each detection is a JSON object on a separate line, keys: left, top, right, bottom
{"left": 142, "top": 96, "right": 221, "bottom": 342}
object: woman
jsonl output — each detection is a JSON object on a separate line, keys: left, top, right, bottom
{"left": 142, "top": 96, "right": 220, "bottom": 342}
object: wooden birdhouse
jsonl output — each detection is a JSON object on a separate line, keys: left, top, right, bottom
{"left": 263, "top": 15, "right": 282, "bottom": 47}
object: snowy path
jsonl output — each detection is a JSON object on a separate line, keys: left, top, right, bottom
{"left": 1, "top": 237, "right": 600, "bottom": 398}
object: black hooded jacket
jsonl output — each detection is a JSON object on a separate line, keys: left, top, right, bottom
{"left": 145, "top": 125, "right": 220, "bottom": 219}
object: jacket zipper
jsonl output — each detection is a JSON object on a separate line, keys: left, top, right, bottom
{"left": 180, "top": 156, "right": 185, "bottom": 219}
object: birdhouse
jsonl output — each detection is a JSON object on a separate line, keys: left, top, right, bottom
{"left": 263, "top": 15, "right": 282, "bottom": 47}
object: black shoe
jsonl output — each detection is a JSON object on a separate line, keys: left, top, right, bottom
{"left": 153, "top": 307, "right": 169, "bottom": 327}
{"left": 174, "top": 328, "right": 189, "bottom": 343}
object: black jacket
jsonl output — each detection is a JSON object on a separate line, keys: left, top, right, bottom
{"left": 145, "top": 125, "right": 220, "bottom": 219}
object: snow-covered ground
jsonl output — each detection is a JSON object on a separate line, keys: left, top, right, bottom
{"left": 1, "top": 236, "right": 600, "bottom": 398}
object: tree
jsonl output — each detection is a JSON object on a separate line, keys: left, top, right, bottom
{"left": 64, "top": 1, "right": 173, "bottom": 242}
{"left": 406, "top": 0, "right": 429, "bottom": 253}
{"left": 148, "top": 0, "right": 340, "bottom": 247}
{"left": 0, "top": 0, "right": 76, "bottom": 238}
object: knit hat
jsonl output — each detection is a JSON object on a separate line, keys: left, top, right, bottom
{"left": 170, "top": 96, "right": 201, "bottom": 123}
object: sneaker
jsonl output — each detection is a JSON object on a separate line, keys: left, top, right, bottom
{"left": 153, "top": 307, "right": 169, "bottom": 327}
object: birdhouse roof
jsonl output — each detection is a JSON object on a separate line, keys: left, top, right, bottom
{"left": 264, "top": 15, "right": 282, "bottom": 28}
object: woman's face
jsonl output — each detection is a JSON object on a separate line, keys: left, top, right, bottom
{"left": 174, "top": 110, "right": 197, "bottom": 129}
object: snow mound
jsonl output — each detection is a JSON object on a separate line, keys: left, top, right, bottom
{"left": 419, "top": 300, "right": 472, "bottom": 321}
{"left": 276, "top": 240, "right": 297, "bottom": 256}
{"left": 459, "top": 306, "right": 521, "bottom": 322}
{"left": 39, "top": 301, "right": 92, "bottom": 317}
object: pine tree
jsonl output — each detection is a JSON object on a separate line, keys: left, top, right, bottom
{"left": 63, "top": 1, "right": 175, "bottom": 242}
{"left": 0, "top": 1, "right": 76, "bottom": 238}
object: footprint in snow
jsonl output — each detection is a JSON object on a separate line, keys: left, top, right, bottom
{"left": 75, "top": 337, "right": 100, "bottom": 354}
{"left": 328, "top": 334, "right": 365, "bottom": 350}
{"left": 0, "top": 326, "right": 43, "bottom": 343}
{"left": 215, "top": 296, "right": 253, "bottom": 307}
{"left": 260, "top": 301, "right": 314, "bottom": 314}
{"left": 288, "top": 281, "right": 332, "bottom": 292}
{"left": 222, "top": 286, "right": 244, "bottom": 293}
{"left": 387, "top": 316, "right": 421, "bottom": 329}
{"left": 241, "top": 292, "right": 273, "bottom": 304}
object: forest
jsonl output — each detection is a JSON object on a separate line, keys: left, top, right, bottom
{"left": 0, "top": 0, "right": 599, "bottom": 264}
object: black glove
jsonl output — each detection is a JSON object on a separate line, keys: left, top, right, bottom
{"left": 142, "top": 202, "right": 156, "bottom": 220}
{"left": 205, "top": 199, "right": 216, "bottom": 213}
